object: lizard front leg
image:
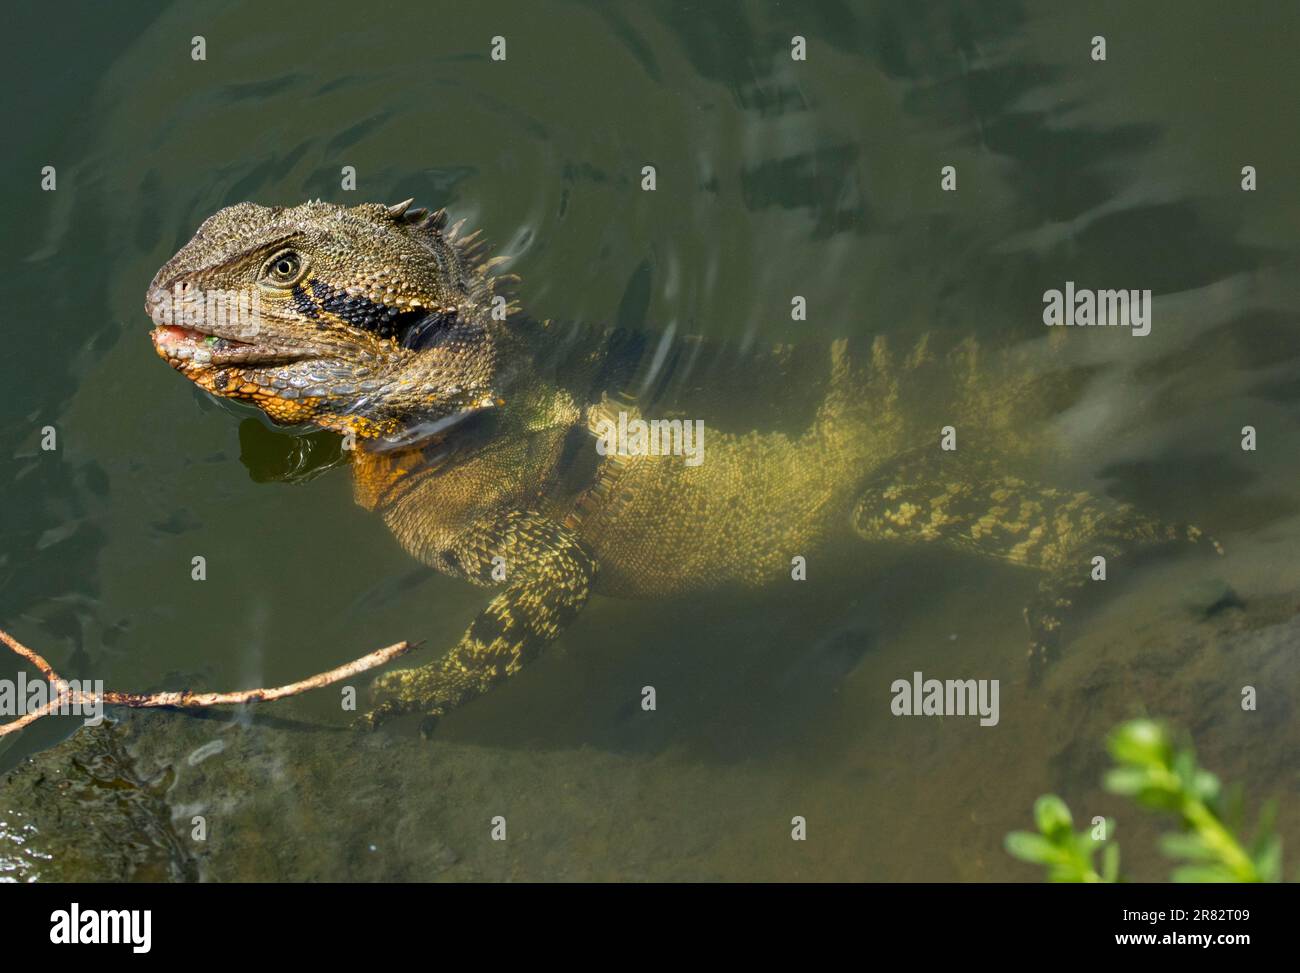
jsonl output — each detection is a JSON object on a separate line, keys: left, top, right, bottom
{"left": 359, "top": 510, "right": 597, "bottom": 736}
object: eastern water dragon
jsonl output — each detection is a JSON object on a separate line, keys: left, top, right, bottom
{"left": 145, "top": 200, "right": 1218, "bottom": 735}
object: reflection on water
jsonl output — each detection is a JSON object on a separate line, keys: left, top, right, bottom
{"left": 1, "top": 0, "right": 1297, "bottom": 880}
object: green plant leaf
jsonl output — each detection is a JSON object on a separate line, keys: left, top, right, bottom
{"left": 1159, "top": 832, "right": 1215, "bottom": 862}
{"left": 1102, "top": 842, "right": 1121, "bottom": 883}
{"left": 1104, "top": 767, "right": 1150, "bottom": 797}
{"left": 1048, "top": 864, "right": 1084, "bottom": 883}
{"left": 1253, "top": 834, "right": 1282, "bottom": 883}
{"left": 1005, "top": 831, "right": 1059, "bottom": 865}
{"left": 1033, "top": 795, "right": 1073, "bottom": 840}
{"left": 1172, "top": 863, "right": 1238, "bottom": 883}
{"left": 1173, "top": 748, "right": 1197, "bottom": 789}
{"left": 1108, "top": 720, "right": 1172, "bottom": 769}
{"left": 1190, "top": 769, "right": 1221, "bottom": 804}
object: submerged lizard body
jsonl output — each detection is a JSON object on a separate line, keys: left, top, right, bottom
{"left": 147, "top": 200, "right": 1217, "bottom": 734}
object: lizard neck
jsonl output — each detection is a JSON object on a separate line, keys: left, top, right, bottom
{"left": 349, "top": 376, "right": 584, "bottom": 515}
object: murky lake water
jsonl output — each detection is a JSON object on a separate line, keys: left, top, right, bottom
{"left": 1, "top": 1, "right": 1297, "bottom": 881}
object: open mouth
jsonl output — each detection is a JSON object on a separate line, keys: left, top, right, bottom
{"left": 150, "top": 325, "right": 308, "bottom": 367}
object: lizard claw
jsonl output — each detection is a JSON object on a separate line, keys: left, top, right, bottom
{"left": 353, "top": 697, "right": 416, "bottom": 731}
{"left": 356, "top": 666, "right": 454, "bottom": 734}
{"left": 1023, "top": 599, "right": 1066, "bottom": 687}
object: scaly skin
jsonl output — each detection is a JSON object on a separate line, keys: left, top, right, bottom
{"left": 146, "top": 200, "right": 1219, "bottom": 735}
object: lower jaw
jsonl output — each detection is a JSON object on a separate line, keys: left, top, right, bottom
{"left": 195, "top": 369, "right": 329, "bottom": 426}
{"left": 152, "top": 353, "right": 317, "bottom": 423}
{"left": 150, "top": 333, "right": 396, "bottom": 437}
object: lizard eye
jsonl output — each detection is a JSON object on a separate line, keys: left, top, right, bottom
{"left": 263, "top": 250, "right": 306, "bottom": 286}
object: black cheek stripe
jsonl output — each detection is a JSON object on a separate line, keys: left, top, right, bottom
{"left": 306, "top": 277, "right": 454, "bottom": 343}
{"left": 291, "top": 284, "right": 320, "bottom": 319}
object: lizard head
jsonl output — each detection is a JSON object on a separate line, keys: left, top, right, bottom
{"left": 146, "top": 200, "right": 516, "bottom": 443}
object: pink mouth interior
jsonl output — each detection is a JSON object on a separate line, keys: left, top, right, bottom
{"left": 152, "top": 325, "right": 252, "bottom": 350}
{"left": 154, "top": 325, "right": 207, "bottom": 346}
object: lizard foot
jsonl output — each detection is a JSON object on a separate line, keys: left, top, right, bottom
{"left": 355, "top": 665, "right": 457, "bottom": 736}
{"left": 1022, "top": 585, "right": 1074, "bottom": 685}
{"left": 1023, "top": 605, "right": 1065, "bottom": 688}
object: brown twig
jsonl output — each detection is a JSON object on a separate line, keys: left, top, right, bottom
{"left": 0, "top": 626, "right": 414, "bottom": 737}
{"left": 0, "top": 629, "right": 62, "bottom": 682}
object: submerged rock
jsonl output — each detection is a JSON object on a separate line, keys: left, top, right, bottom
{"left": 0, "top": 588, "right": 1295, "bottom": 882}
{"left": 0, "top": 720, "right": 194, "bottom": 882}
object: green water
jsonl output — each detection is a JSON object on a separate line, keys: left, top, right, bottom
{"left": 1, "top": 0, "right": 1298, "bottom": 881}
